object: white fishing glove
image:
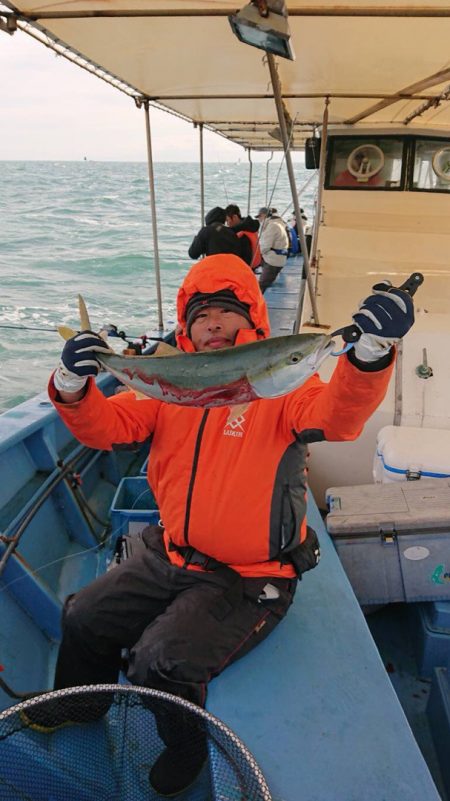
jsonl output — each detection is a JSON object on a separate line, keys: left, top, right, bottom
{"left": 53, "top": 331, "right": 111, "bottom": 393}
{"left": 352, "top": 286, "right": 414, "bottom": 363}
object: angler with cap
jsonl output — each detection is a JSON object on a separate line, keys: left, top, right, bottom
{"left": 31, "top": 254, "right": 415, "bottom": 797}
{"left": 256, "top": 207, "right": 290, "bottom": 292}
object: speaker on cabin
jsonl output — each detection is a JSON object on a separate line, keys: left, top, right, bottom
{"left": 305, "top": 137, "right": 321, "bottom": 169}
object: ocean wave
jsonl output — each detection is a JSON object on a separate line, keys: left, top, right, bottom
{"left": 0, "top": 160, "right": 312, "bottom": 411}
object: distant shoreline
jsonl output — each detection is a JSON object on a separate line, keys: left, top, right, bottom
{"left": 0, "top": 156, "right": 306, "bottom": 165}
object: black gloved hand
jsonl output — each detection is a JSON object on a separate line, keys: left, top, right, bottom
{"left": 53, "top": 331, "right": 111, "bottom": 393}
{"left": 352, "top": 286, "right": 414, "bottom": 362}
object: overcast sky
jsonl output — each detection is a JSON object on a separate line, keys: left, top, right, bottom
{"left": 1, "top": 26, "right": 302, "bottom": 163}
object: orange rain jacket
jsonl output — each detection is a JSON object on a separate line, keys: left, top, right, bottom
{"left": 237, "top": 229, "right": 262, "bottom": 270}
{"left": 49, "top": 254, "right": 394, "bottom": 579}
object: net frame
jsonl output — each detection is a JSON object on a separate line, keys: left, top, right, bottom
{"left": 0, "top": 683, "right": 273, "bottom": 801}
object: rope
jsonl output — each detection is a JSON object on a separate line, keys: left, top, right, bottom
{"left": 0, "top": 462, "right": 151, "bottom": 598}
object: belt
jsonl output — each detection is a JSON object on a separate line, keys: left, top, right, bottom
{"left": 271, "top": 248, "right": 288, "bottom": 255}
{"left": 168, "top": 541, "right": 243, "bottom": 620}
{"left": 168, "top": 542, "right": 221, "bottom": 571}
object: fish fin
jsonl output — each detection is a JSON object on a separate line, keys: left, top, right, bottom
{"left": 133, "top": 390, "right": 148, "bottom": 401}
{"left": 78, "top": 294, "right": 92, "bottom": 331}
{"left": 226, "top": 403, "right": 249, "bottom": 426}
{"left": 98, "top": 328, "right": 109, "bottom": 343}
{"left": 58, "top": 325, "right": 77, "bottom": 341}
{"left": 153, "top": 342, "right": 180, "bottom": 357}
{"left": 58, "top": 323, "right": 111, "bottom": 346}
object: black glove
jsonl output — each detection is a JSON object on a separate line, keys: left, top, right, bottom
{"left": 352, "top": 286, "right": 414, "bottom": 362}
{"left": 53, "top": 331, "right": 111, "bottom": 393}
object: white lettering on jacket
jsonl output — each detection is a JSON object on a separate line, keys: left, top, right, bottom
{"left": 223, "top": 405, "right": 248, "bottom": 438}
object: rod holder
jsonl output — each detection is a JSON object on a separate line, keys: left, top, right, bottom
{"left": 415, "top": 347, "right": 433, "bottom": 379}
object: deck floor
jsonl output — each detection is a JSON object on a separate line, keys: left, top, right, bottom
{"left": 218, "top": 254, "right": 446, "bottom": 800}
{"left": 367, "top": 604, "right": 448, "bottom": 800}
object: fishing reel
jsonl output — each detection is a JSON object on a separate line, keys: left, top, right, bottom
{"left": 102, "top": 322, "right": 127, "bottom": 340}
{"left": 332, "top": 272, "right": 424, "bottom": 345}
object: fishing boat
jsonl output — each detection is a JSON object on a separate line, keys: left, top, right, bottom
{"left": 1, "top": 2, "right": 450, "bottom": 799}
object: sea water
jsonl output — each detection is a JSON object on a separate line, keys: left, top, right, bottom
{"left": 0, "top": 160, "right": 314, "bottom": 412}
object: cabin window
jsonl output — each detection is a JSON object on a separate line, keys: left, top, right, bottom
{"left": 326, "top": 138, "right": 405, "bottom": 190}
{"left": 411, "top": 138, "right": 450, "bottom": 194}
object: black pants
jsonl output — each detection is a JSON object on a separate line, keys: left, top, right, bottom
{"left": 55, "top": 527, "right": 296, "bottom": 719}
{"left": 259, "top": 259, "right": 285, "bottom": 293}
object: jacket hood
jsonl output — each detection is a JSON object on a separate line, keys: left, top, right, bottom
{"left": 176, "top": 254, "right": 270, "bottom": 351}
{"left": 205, "top": 206, "right": 226, "bottom": 225}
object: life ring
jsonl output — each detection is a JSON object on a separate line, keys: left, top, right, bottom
{"left": 432, "top": 147, "right": 450, "bottom": 182}
{"left": 347, "top": 144, "right": 384, "bottom": 182}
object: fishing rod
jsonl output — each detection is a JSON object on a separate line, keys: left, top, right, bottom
{"left": 279, "top": 170, "right": 319, "bottom": 220}
{"left": 213, "top": 146, "right": 230, "bottom": 204}
{"left": 0, "top": 322, "right": 166, "bottom": 342}
{"left": 251, "top": 111, "right": 299, "bottom": 261}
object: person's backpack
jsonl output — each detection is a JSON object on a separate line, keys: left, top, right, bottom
{"left": 287, "top": 226, "right": 300, "bottom": 255}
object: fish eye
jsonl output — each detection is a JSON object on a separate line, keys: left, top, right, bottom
{"left": 288, "top": 352, "right": 302, "bottom": 364}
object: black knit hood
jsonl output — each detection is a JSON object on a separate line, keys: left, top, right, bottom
{"left": 205, "top": 207, "right": 226, "bottom": 225}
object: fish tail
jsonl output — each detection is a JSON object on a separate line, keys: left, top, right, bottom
{"left": 78, "top": 294, "right": 92, "bottom": 331}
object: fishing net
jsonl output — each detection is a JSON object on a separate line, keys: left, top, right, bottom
{"left": 0, "top": 684, "right": 272, "bottom": 801}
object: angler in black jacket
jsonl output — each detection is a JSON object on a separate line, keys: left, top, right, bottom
{"left": 188, "top": 207, "right": 245, "bottom": 260}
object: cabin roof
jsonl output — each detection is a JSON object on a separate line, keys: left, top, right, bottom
{"left": 4, "top": 1, "right": 450, "bottom": 149}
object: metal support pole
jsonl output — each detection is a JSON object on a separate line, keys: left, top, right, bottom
{"left": 266, "top": 53, "right": 319, "bottom": 329}
{"left": 247, "top": 148, "right": 253, "bottom": 215}
{"left": 143, "top": 101, "right": 164, "bottom": 330}
{"left": 265, "top": 151, "right": 274, "bottom": 206}
{"left": 308, "top": 98, "right": 330, "bottom": 293}
{"left": 199, "top": 123, "right": 205, "bottom": 225}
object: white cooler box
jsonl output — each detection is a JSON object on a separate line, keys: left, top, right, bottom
{"left": 326, "top": 479, "right": 450, "bottom": 605}
{"left": 374, "top": 425, "right": 450, "bottom": 483}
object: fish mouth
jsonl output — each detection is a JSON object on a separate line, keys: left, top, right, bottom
{"left": 249, "top": 335, "right": 335, "bottom": 399}
{"left": 308, "top": 336, "right": 335, "bottom": 364}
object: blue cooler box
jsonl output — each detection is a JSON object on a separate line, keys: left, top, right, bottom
{"left": 326, "top": 479, "right": 450, "bottom": 605}
{"left": 110, "top": 477, "right": 159, "bottom": 537}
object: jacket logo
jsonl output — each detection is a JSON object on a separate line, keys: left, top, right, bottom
{"left": 224, "top": 404, "right": 248, "bottom": 438}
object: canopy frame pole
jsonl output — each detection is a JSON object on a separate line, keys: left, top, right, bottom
{"left": 198, "top": 122, "right": 205, "bottom": 225}
{"left": 309, "top": 97, "right": 329, "bottom": 299}
{"left": 265, "top": 152, "right": 274, "bottom": 206}
{"left": 247, "top": 148, "right": 253, "bottom": 215}
{"left": 11, "top": 7, "right": 450, "bottom": 20}
{"left": 345, "top": 65, "right": 450, "bottom": 124}
{"left": 143, "top": 100, "right": 164, "bottom": 330}
{"left": 266, "top": 53, "right": 319, "bottom": 329}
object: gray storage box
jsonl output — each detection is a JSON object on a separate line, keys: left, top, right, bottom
{"left": 326, "top": 479, "right": 450, "bottom": 605}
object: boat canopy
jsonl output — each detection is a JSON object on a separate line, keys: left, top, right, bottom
{"left": 3, "top": 1, "right": 450, "bottom": 150}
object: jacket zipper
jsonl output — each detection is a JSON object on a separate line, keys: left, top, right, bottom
{"left": 183, "top": 409, "right": 210, "bottom": 544}
{"left": 279, "top": 484, "right": 293, "bottom": 551}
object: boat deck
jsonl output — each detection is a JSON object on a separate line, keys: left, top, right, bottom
{"left": 260, "top": 255, "right": 305, "bottom": 337}
{"left": 208, "top": 494, "right": 441, "bottom": 801}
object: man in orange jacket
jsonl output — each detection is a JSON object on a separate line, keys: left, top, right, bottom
{"left": 41, "top": 254, "right": 413, "bottom": 796}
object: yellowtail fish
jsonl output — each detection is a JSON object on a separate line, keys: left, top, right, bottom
{"left": 58, "top": 296, "right": 334, "bottom": 408}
